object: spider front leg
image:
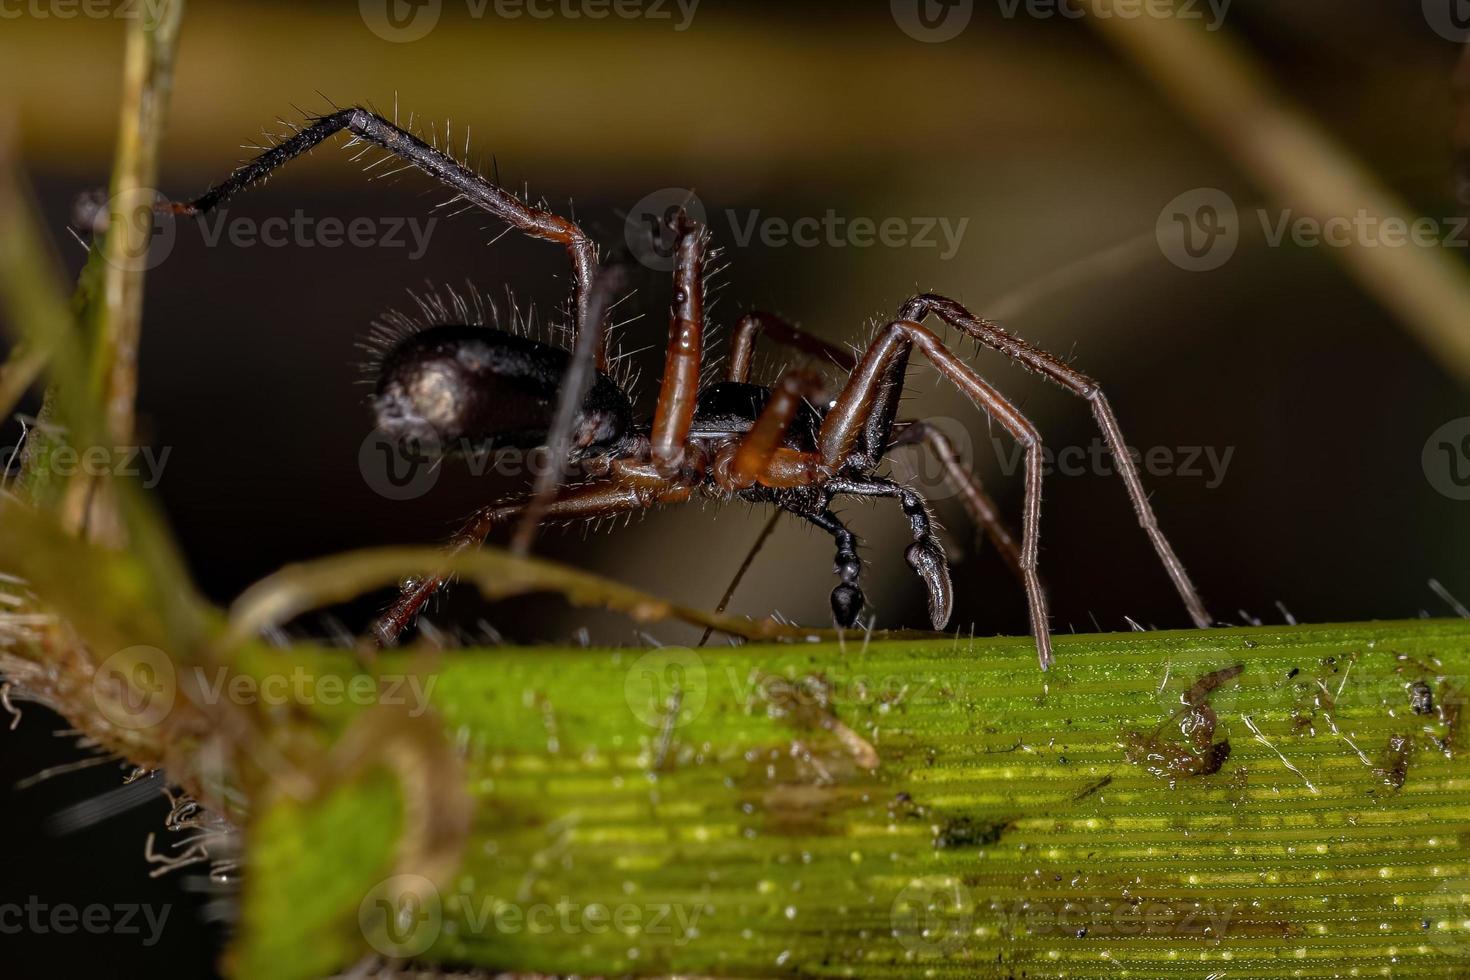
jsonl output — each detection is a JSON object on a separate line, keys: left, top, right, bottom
{"left": 373, "top": 470, "right": 691, "bottom": 646}
{"left": 649, "top": 212, "right": 709, "bottom": 475}
{"left": 798, "top": 509, "right": 866, "bottom": 628}
{"left": 888, "top": 419, "right": 1023, "bottom": 584}
{"left": 820, "top": 319, "right": 1054, "bottom": 669}
{"left": 171, "top": 106, "right": 604, "bottom": 361}
{"left": 820, "top": 476, "right": 953, "bottom": 631}
{"left": 898, "top": 293, "right": 1213, "bottom": 630}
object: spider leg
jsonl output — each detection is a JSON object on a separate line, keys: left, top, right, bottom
{"left": 373, "top": 471, "right": 691, "bottom": 646}
{"left": 649, "top": 212, "right": 709, "bottom": 475}
{"left": 888, "top": 419, "right": 1024, "bottom": 584}
{"left": 796, "top": 508, "right": 867, "bottom": 629}
{"left": 819, "top": 318, "right": 1052, "bottom": 668}
{"left": 715, "top": 368, "right": 826, "bottom": 490}
{"left": 727, "top": 311, "right": 856, "bottom": 383}
{"left": 172, "top": 107, "right": 604, "bottom": 364}
{"left": 898, "top": 293, "right": 1212, "bottom": 630}
{"left": 822, "top": 475, "right": 952, "bottom": 633}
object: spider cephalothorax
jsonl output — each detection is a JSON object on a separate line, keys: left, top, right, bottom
{"left": 173, "top": 105, "right": 1214, "bottom": 669}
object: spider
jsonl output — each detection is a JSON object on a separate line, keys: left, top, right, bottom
{"left": 170, "top": 106, "right": 1214, "bottom": 669}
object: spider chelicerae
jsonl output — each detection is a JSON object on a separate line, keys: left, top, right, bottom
{"left": 169, "top": 105, "right": 1214, "bottom": 669}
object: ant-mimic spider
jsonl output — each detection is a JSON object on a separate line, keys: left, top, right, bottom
{"left": 170, "top": 106, "right": 1213, "bottom": 669}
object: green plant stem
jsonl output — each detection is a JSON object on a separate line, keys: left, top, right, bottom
{"left": 236, "top": 618, "right": 1470, "bottom": 979}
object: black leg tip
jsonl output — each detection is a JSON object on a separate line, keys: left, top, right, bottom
{"left": 830, "top": 583, "right": 865, "bottom": 629}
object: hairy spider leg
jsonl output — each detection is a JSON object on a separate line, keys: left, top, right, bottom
{"left": 173, "top": 106, "right": 605, "bottom": 365}
{"left": 819, "top": 319, "right": 1053, "bottom": 669}
{"left": 373, "top": 474, "right": 690, "bottom": 646}
{"left": 649, "top": 212, "right": 708, "bottom": 476}
{"left": 899, "top": 293, "right": 1212, "bottom": 631}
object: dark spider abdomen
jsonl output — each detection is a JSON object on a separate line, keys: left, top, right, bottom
{"left": 374, "top": 325, "right": 633, "bottom": 456}
{"left": 688, "top": 381, "right": 823, "bottom": 453}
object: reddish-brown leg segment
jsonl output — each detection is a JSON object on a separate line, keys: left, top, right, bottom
{"left": 649, "top": 213, "right": 708, "bottom": 475}
{"left": 898, "top": 293, "right": 1212, "bottom": 631}
{"left": 720, "top": 369, "right": 826, "bottom": 490}
{"left": 820, "top": 319, "right": 1054, "bottom": 669}
{"left": 372, "top": 474, "right": 691, "bottom": 645}
{"left": 727, "top": 311, "right": 856, "bottom": 383}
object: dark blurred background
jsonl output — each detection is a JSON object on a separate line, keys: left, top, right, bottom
{"left": 2, "top": 0, "right": 1469, "bottom": 975}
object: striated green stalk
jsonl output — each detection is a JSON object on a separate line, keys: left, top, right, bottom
{"left": 236, "top": 619, "right": 1470, "bottom": 979}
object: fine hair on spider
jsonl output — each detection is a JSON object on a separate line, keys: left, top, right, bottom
{"left": 170, "top": 103, "right": 1215, "bottom": 670}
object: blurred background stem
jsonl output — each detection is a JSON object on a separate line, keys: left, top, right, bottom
{"left": 57, "top": 0, "right": 184, "bottom": 542}
{"left": 1086, "top": 0, "right": 1470, "bottom": 385}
